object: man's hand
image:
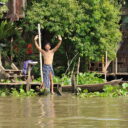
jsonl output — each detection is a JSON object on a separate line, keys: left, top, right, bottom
{"left": 34, "top": 35, "right": 39, "bottom": 41}
{"left": 57, "top": 35, "right": 62, "bottom": 41}
{"left": 34, "top": 35, "right": 45, "bottom": 54}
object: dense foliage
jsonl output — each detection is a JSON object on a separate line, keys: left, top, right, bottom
{"left": 0, "top": 21, "right": 18, "bottom": 41}
{"left": 0, "top": 0, "right": 123, "bottom": 76}
{"left": 24, "top": 0, "right": 122, "bottom": 61}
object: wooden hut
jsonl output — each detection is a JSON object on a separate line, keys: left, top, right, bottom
{"left": 90, "top": 4, "right": 128, "bottom": 76}
{"left": 107, "top": 7, "right": 128, "bottom": 75}
{"left": 89, "top": 42, "right": 128, "bottom": 76}
{"left": 6, "top": 0, "right": 27, "bottom": 21}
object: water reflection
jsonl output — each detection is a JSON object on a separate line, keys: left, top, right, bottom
{"left": 38, "top": 95, "right": 55, "bottom": 128}
{"left": 0, "top": 95, "right": 127, "bottom": 128}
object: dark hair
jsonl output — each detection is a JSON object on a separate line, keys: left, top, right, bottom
{"left": 45, "top": 42, "right": 51, "bottom": 47}
{"left": 43, "top": 40, "right": 51, "bottom": 49}
{"left": 43, "top": 40, "right": 51, "bottom": 48}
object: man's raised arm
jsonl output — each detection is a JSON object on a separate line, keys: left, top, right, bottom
{"left": 52, "top": 35, "right": 62, "bottom": 52}
{"left": 34, "top": 35, "right": 45, "bottom": 54}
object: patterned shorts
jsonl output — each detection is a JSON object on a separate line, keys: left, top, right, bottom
{"left": 43, "top": 64, "right": 54, "bottom": 89}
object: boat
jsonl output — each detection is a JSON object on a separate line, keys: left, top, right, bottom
{"left": 62, "top": 79, "right": 123, "bottom": 92}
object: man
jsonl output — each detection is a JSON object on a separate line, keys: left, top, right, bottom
{"left": 34, "top": 35, "right": 62, "bottom": 94}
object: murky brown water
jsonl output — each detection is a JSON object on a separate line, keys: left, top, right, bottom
{"left": 0, "top": 94, "right": 128, "bottom": 128}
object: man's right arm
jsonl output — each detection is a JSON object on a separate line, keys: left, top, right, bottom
{"left": 34, "top": 35, "right": 45, "bottom": 54}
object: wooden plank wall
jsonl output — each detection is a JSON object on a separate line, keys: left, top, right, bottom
{"left": 6, "top": 0, "right": 27, "bottom": 21}
{"left": 117, "top": 40, "right": 128, "bottom": 72}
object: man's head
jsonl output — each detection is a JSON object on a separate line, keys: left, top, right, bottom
{"left": 44, "top": 42, "right": 51, "bottom": 51}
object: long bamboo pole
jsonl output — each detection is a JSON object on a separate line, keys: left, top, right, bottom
{"left": 38, "top": 24, "right": 43, "bottom": 83}
{"left": 13, "top": 0, "right": 16, "bottom": 14}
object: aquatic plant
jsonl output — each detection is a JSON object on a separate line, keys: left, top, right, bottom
{"left": 0, "top": 85, "right": 53, "bottom": 97}
{"left": 38, "top": 88, "right": 50, "bottom": 96}
{"left": 77, "top": 72, "right": 104, "bottom": 85}
{"left": 0, "top": 86, "right": 38, "bottom": 97}
{"left": 53, "top": 75, "right": 71, "bottom": 86}
{"left": 53, "top": 72, "right": 104, "bottom": 86}
{"left": 11, "top": 86, "right": 37, "bottom": 97}
{"left": 77, "top": 83, "right": 128, "bottom": 98}
{"left": 0, "top": 88, "right": 10, "bottom": 97}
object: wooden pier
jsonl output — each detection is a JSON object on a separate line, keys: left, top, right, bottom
{"left": 97, "top": 72, "right": 128, "bottom": 76}
{"left": 0, "top": 79, "right": 125, "bottom": 96}
{"left": 0, "top": 82, "right": 41, "bottom": 86}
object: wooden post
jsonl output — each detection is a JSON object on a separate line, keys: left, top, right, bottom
{"left": 71, "top": 74, "right": 77, "bottom": 93}
{"left": 102, "top": 56, "right": 105, "bottom": 72}
{"left": 26, "top": 62, "right": 38, "bottom": 91}
{"left": 115, "top": 57, "right": 118, "bottom": 74}
{"left": 77, "top": 57, "right": 80, "bottom": 74}
{"left": 112, "top": 61, "right": 115, "bottom": 73}
{"left": 26, "top": 64, "right": 32, "bottom": 91}
{"left": 105, "top": 51, "right": 107, "bottom": 81}
{"left": 0, "top": 50, "right": 2, "bottom": 66}
{"left": 38, "top": 24, "right": 43, "bottom": 83}
{"left": 76, "top": 57, "right": 80, "bottom": 85}
{"left": 10, "top": 38, "right": 13, "bottom": 62}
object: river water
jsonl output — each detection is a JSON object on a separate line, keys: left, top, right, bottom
{"left": 0, "top": 94, "right": 128, "bottom": 128}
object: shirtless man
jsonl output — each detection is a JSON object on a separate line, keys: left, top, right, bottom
{"left": 34, "top": 35, "right": 62, "bottom": 93}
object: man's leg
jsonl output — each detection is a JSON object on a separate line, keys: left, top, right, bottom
{"left": 49, "top": 72, "right": 54, "bottom": 94}
{"left": 40, "top": 82, "right": 44, "bottom": 89}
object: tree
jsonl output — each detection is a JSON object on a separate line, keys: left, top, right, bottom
{"left": 23, "top": 0, "right": 121, "bottom": 62}
{"left": 76, "top": 0, "right": 122, "bottom": 60}
{"left": 22, "top": 0, "right": 83, "bottom": 73}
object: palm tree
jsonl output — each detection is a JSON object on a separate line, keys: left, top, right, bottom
{"left": 0, "top": 21, "right": 19, "bottom": 65}
{"left": 0, "top": 21, "right": 17, "bottom": 41}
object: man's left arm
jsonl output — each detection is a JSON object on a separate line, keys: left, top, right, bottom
{"left": 52, "top": 35, "right": 62, "bottom": 52}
